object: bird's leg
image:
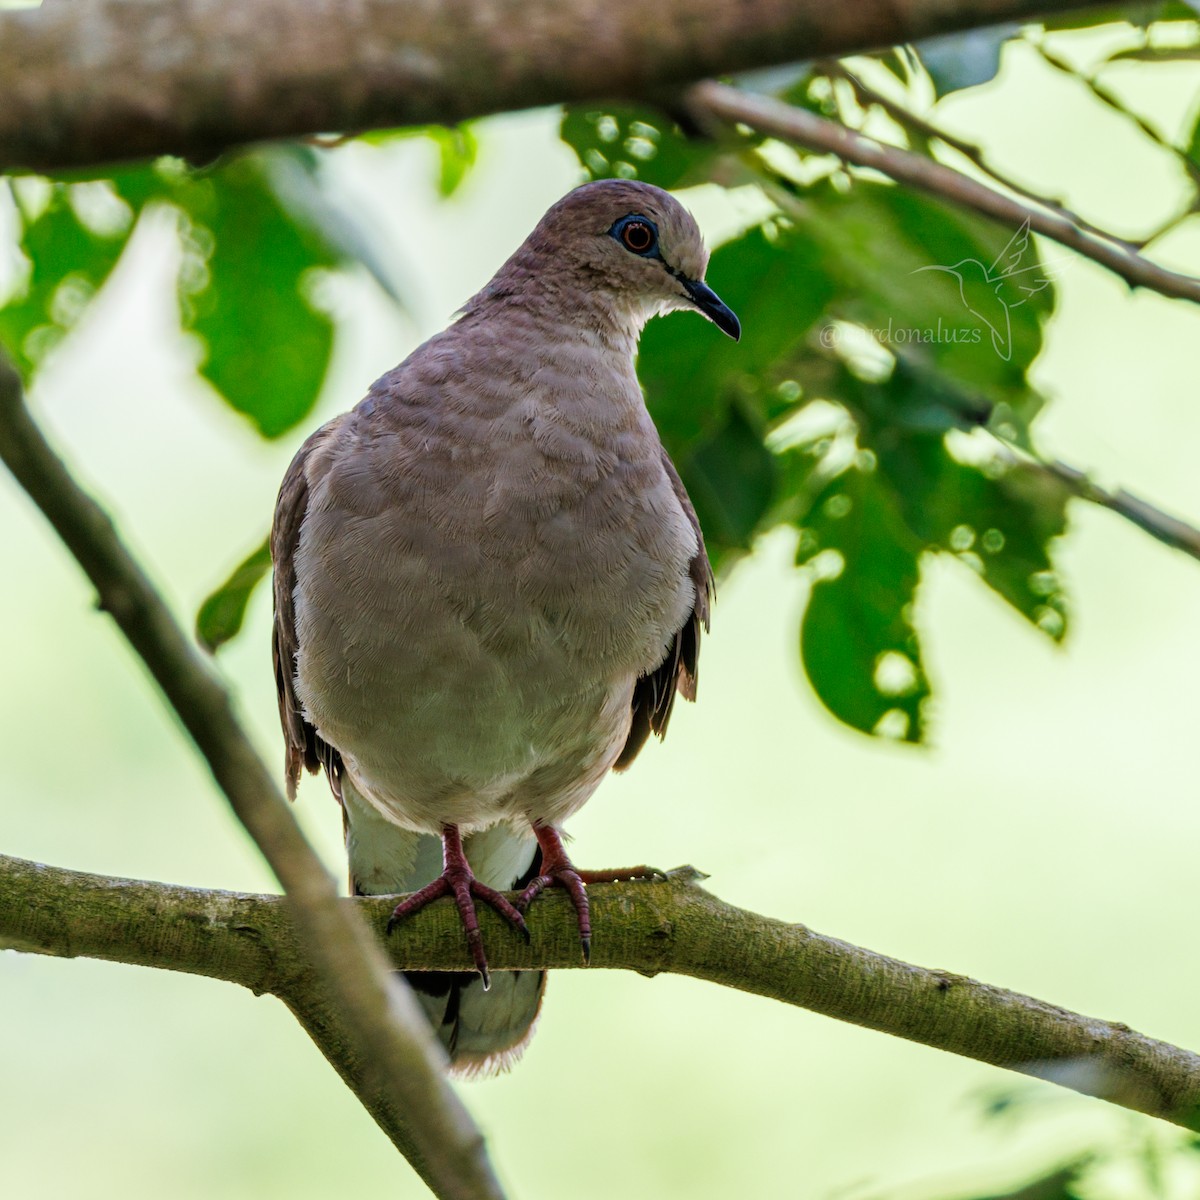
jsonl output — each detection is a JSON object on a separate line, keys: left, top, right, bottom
{"left": 515, "top": 823, "right": 663, "bottom": 964}
{"left": 386, "top": 823, "right": 528, "bottom": 990}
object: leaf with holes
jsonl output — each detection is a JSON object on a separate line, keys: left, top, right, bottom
{"left": 798, "top": 468, "right": 930, "bottom": 740}
{"left": 784, "top": 178, "right": 1055, "bottom": 434}
{"left": 561, "top": 105, "right": 725, "bottom": 189}
{"left": 820, "top": 358, "right": 1070, "bottom": 637}
{"left": 173, "top": 155, "right": 340, "bottom": 438}
{"left": 0, "top": 180, "right": 134, "bottom": 379}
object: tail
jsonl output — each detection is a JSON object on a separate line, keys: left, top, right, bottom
{"left": 342, "top": 779, "right": 546, "bottom": 1077}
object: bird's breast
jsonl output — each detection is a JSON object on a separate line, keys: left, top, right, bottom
{"left": 289, "top": 361, "right": 697, "bottom": 826}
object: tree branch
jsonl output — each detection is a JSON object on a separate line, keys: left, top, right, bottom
{"left": 2, "top": 0, "right": 1099, "bottom": 172}
{"left": 685, "top": 80, "right": 1200, "bottom": 308}
{"left": 1028, "top": 35, "right": 1200, "bottom": 188}
{"left": 1032, "top": 453, "right": 1200, "bottom": 561}
{"left": 821, "top": 59, "right": 1144, "bottom": 254}
{"left": 4, "top": 852, "right": 1200, "bottom": 1134}
{"left": 0, "top": 358, "right": 504, "bottom": 1200}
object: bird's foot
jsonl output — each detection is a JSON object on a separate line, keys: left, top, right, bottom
{"left": 386, "top": 825, "right": 528, "bottom": 990}
{"left": 515, "top": 825, "right": 663, "bottom": 964}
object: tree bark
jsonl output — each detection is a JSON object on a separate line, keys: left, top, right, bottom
{"left": 2, "top": 0, "right": 1099, "bottom": 172}
{"left": 4, "top": 852, "right": 1200, "bottom": 1136}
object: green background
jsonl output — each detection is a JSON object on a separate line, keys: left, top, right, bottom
{"left": 4, "top": 34, "right": 1200, "bottom": 1198}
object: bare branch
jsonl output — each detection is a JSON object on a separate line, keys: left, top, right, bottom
{"left": 0, "top": 358, "right": 504, "bottom": 1200}
{"left": 4, "top": 852, "right": 1200, "bottom": 1135}
{"left": 975, "top": 436, "right": 1200, "bottom": 563}
{"left": 686, "top": 80, "right": 1200, "bottom": 308}
{"left": 1, "top": 0, "right": 1100, "bottom": 172}
{"left": 1028, "top": 35, "right": 1200, "bottom": 188}
{"left": 1034, "top": 455, "right": 1200, "bottom": 561}
{"left": 822, "top": 60, "right": 1144, "bottom": 254}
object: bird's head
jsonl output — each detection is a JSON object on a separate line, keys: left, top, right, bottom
{"left": 512, "top": 179, "right": 740, "bottom": 341}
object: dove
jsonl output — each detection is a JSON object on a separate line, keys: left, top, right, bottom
{"left": 271, "top": 179, "right": 739, "bottom": 1074}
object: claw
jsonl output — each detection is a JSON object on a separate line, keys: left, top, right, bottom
{"left": 385, "top": 824, "right": 527, "bottom": 985}
{"left": 518, "top": 825, "right": 661, "bottom": 966}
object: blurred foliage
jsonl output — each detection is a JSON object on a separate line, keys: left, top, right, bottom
{"left": 169, "top": 155, "right": 340, "bottom": 437}
{"left": 2, "top": 13, "right": 1198, "bottom": 740}
{"left": 0, "top": 178, "right": 131, "bottom": 379}
{"left": 357, "top": 122, "right": 479, "bottom": 197}
{"left": 902, "top": 1087, "right": 1200, "bottom": 1200}
{"left": 0, "top": 149, "right": 392, "bottom": 438}
{"left": 561, "top": 92, "right": 1067, "bottom": 737}
{"left": 912, "top": 26, "right": 1018, "bottom": 96}
{"left": 195, "top": 537, "right": 272, "bottom": 653}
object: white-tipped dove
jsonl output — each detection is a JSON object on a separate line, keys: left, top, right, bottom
{"left": 271, "top": 179, "right": 739, "bottom": 1075}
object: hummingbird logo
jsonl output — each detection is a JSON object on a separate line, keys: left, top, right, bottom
{"left": 912, "top": 219, "right": 1061, "bottom": 361}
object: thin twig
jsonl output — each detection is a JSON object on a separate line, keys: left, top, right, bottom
{"left": 4, "top": 853, "right": 1200, "bottom": 1134}
{"left": 1052, "top": 462, "right": 1200, "bottom": 558}
{"left": 0, "top": 358, "right": 505, "bottom": 1200}
{"left": 686, "top": 81, "right": 1200, "bottom": 307}
{"left": 1003, "top": 444, "right": 1200, "bottom": 561}
{"left": 1028, "top": 36, "right": 1200, "bottom": 188}
{"left": 821, "top": 60, "right": 1145, "bottom": 253}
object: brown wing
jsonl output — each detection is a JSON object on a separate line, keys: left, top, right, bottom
{"left": 614, "top": 448, "right": 713, "bottom": 771}
{"left": 271, "top": 425, "right": 342, "bottom": 800}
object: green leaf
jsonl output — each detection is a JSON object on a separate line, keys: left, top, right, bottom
{"left": 677, "top": 404, "right": 777, "bottom": 573}
{"left": 798, "top": 468, "right": 930, "bottom": 741}
{"left": 0, "top": 181, "right": 133, "bottom": 379}
{"left": 430, "top": 124, "right": 479, "bottom": 197}
{"left": 195, "top": 537, "right": 272, "bottom": 653}
{"left": 924, "top": 458, "right": 1069, "bottom": 637}
{"left": 1187, "top": 109, "right": 1200, "bottom": 168}
{"left": 560, "top": 104, "right": 724, "bottom": 189}
{"left": 174, "top": 155, "right": 339, "bottom": 438}
{"left": 103, "top": 158, "right": 187, "bottom": 213}
{"left": 355, "top": 123, "right": 480, "bottom": 197}
{"left": 640, "top": 224, "right": 836, "bottom": 448}
{"left": 785, "top": 179, "right": 1053, "bottom": 427}
{"left": 797, "top": 358, "right": 1070, "bottom": 640}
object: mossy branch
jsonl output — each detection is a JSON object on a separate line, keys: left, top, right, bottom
{"left": 4, "top": 852, "right": 1200, "bottom": 1135}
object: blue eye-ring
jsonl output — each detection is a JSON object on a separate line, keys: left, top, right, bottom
{"left": 611, "top": 214, "right": 659, "bottom": 257}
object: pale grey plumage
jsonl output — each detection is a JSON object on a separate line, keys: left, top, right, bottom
{"left": 342, "top": 780, "right": 545, "bottom": 1075}
{"left": 271, "top": 180, "right": 735, "bottom": 1075}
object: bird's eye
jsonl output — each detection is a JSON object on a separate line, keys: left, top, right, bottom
{"left": 619, "top": 220, "right": 656, "bottom": 255}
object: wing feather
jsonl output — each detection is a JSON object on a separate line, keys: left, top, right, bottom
{"left": 271, "top": 426, "right": 342, "bottom": 799}
{"left": 614, "top": 449, "right": 712, "bottom": 771}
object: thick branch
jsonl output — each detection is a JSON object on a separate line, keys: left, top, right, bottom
{"left": 4, "top": 853, "right": 1199, "bottom": 1133}
{"left": 0, "top": 359, "right": 503, "bottom": 1200}
{"left": 686, "top": 81, "right": 1200, "bottom": 308}
{"left": 2, "top": 0, "right": 1098, "bottom": 172}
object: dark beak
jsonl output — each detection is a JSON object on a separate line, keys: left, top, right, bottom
{"left": 682, "top": 278, "right": 741, "bottom": 341}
